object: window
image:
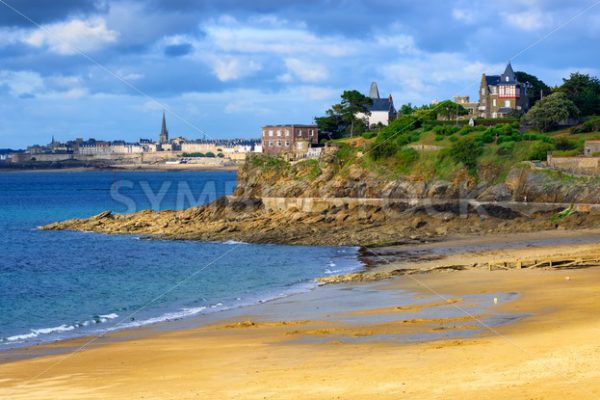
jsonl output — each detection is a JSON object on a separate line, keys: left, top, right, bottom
{"left": 276, "top": 130, "right": 282, "bottom": 137}
{"left": 504, "top": 100, "right": 510, "bottom": 107}
{"left": 277, "top": 140, "right": 282, "bottom": 146}
{"left": 309, "top": 130, "right": 314, "bottom": 137}
{"left": 481, "top": 88, "right": 485, "bottom": 95}
{"left": 268, "top": 130, "right": 273, "bottom": 137}
{"left": 285, "top": 129, "right": 290, "bottom": 136}
{"left": 492, "top": 99, "right": 497, "bottom": 107}
{"left": 268, "top": 141, "right": 273, "bottom": 147}
{"left": 505, "top": 76, "right": 509, "bottom": 82}
{"left": 499, "top": 85, "right": 517, "bottom": 97}
{"left": 285, "top": 141, "right": 289, "bottom": 146}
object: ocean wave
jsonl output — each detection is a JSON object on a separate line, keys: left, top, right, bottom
{"left": 114, "top": 306, "right": 207, "bottom": 329}
{"left": 1, "top": 313, "right": 120, "bottom": 344}
{"left": 221, "top": 240, "right": 248, "bottom": 245}
{"left": 4, "top": 324, "right": 76, "bottom": 343}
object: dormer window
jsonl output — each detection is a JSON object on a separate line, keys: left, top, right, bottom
{"left": 505, "top": 76, "right": 510, "bottom": 82}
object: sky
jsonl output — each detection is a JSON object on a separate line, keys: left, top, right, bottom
{"left": 0, "top": 0, "right": 599, "bottom": 148}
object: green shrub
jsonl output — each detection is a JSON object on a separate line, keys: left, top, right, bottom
{"left": 496, "top": 141, "right": 515, "bottom": 156}
{"left": 449, "top": 136, "right": 483, "bottom": 172}
{"left": 369, "top": 140, "right": 401, "bottom": 160}
{"left": 528, "top": 142, "right": 554, "bottom": 160}
{"left": 434, "top": 135, "right": 444, "bottom": 142}
{"left": 449, "top": 136, "right": 458, "bottom": 142}
{"left": 553, "top": 137, "right": 578, "bottom": 150}
{"left": 396, "top": 147, "right": 419, "bottom": 166}
{"left": 474, "top": 117, "right": 519, "bottom": 126}
{"left": 377, "top": 115, "right": 421, "bottom": 142}
{"left": 181, "top": 152, "right": 205, "bottom": 157}
{"left": 457, "top": 126, "right": 475, "bottom": 136}
{"left": 361, "top": 131, "right": 377, "bottom": 139}
{"left": 570, "top": 117, "right": 600, "bottom": 134}
{"left": 433, "top": 124, "right": 460, "bottom": 136}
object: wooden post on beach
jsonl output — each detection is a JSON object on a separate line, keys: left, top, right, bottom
{"left": 516, "top": 260, "right": 522, "bottom": 269}
{"left": 488, "top": 261, "right": 492, "bottom": 271}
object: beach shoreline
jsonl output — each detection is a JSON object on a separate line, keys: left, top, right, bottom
{"left": 1, "top": 231, "right": 599, "bottom": 399}
{"left": 0, "top": 164, "right": 239, "bottom": 173}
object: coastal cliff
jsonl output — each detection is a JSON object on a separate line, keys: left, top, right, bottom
{"left": 42, "top": 153, "right": 600, "bottom": 246}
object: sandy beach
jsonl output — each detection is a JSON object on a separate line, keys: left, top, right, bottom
{"left": 1, "top": 234, "right": 599, "bottom": 399}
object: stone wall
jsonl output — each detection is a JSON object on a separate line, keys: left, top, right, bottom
{"left": 547, "top": 155, "right": 600, "bottom": 175}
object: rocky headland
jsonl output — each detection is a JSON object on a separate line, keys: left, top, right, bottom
{"left": 42, "top": 153, "right": 600, "bottom": 247}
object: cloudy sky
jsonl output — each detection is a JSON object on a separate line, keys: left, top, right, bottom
{"left": 0, "top": 0, "right": 599, "bottom": 148}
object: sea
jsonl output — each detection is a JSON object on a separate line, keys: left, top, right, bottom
{"left": 0, "top": 170, "right": 362, "bottom": 349}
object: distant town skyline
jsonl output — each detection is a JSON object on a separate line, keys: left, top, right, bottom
{"left": 1, "top": 0, "right": 600, "bottom": 148}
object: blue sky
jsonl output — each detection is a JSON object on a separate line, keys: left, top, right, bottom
{"left": 0, "top": 0, "right": 599, "bottom": 148}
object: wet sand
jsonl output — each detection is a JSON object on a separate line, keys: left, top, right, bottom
{"left": 1, "top": 236, "right": 599, "bottom": 399}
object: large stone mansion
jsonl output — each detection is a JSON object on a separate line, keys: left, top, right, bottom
{"left": 454, "top": 62, "right": 530, "bottom": 119}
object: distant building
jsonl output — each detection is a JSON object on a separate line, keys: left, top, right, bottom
{"left": 356, "top": 82, "right": 396, "bottom": 127}
{"left": 159, "top": 111, "right": 169, "bottom": 144}
{"left": 261, "top": 125, "right": 319, "bottom": 155}
{"left": 453, "top": 96, "right": 479, "bottom": 118}
{"left": 584, "top": 140, "right": 600, "bottom": 156}
{"left": 478, "top": 62, "right": 529, "bottom": 118}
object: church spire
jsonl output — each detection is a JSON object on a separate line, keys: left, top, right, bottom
{"left": 369, "top": 82, "right": 380, "bottom": 99}
{"left": 159, "top": 111, "right": 169, "bottom": 144}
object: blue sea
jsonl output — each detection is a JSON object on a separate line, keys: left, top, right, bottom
{"left": 0, "top": 170, "right": 361, "bottom": 349}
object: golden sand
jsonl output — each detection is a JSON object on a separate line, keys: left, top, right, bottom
{"left": 1, "top": 247, "right": 599, "bottom": 399}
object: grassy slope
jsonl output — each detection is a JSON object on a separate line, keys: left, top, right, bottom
{"left": 324, "top": 127, "right": 600, "bottom": 185}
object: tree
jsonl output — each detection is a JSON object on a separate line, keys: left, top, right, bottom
{"left": 559, "top": 73, "right": 600, "bottom": 116}
{"left": 435, "top": 100, "right": 468, "bottom": 121}
{"left": 515, "top": 71, "right": 552, "bottom": 107}
{"left": 340, "top": 90, "right": 373, "bottom": 136}
{"left": 399, "top": 103, "right": 415, "bottom": 115}
{"left": 315, "top": 90, "right": 372, "bottom": 139}
{"left": 522, "top": 92, "right": 579, "bottom": 132}
{"left": 315, "top": 104, "right": 346, "bottom": 140}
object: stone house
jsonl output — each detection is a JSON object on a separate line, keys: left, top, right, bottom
{"left": 478, "top": 62, "right": 529, "bottom": 118}
{"left": 261, "top": 125, "right": 319, "bottom": 155}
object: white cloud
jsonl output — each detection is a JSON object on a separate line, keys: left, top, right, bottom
{"left": 295, "top": 86, "right": 338, "bottom": 101}
{"left": 206, "top": 56, "right": 262, "bottom": 81}
{"left": 382, "top": 53, "right": 504, "bottom": 103}
{"left": 281, "top": 58, "right": 329, "bottom": 82}
{"left": 25, "top": 17, "right": 118, "bottom": 55}
{"left": 376, "top": 34, "right": 417, "bottom": 54}
{"left": 0, "top": 70, "right": 44, "bottom": 96}
{"left": 203, "top": 18, "right": 356, "bottom": 57}
{"left": 502, "top": 10, "right": 552, "bottom": 31}
{"left": 452, "top": 8, "right": 477, "bottom": 24}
